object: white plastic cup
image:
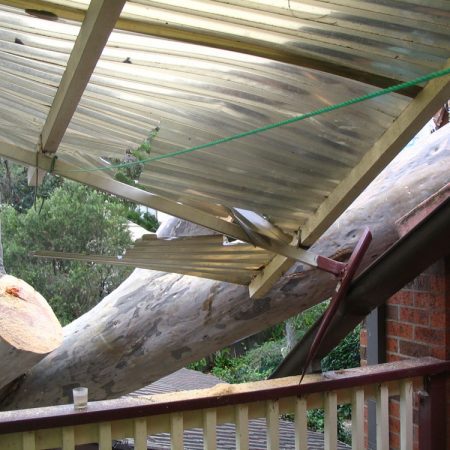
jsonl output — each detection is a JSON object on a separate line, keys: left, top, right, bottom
{"left": 73, "top": 387, "right": 88, "bottom": 410}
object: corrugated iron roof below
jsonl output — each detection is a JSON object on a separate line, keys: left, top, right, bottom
{"left": 117, "top": 369, "right": 350, "bottom": 450}
{"left": 127, "top": 368, "right": 223, "bottom": 397}
{"left": 116, "top": 420, "right": 350, "bottom": 450}
{"left": 33, "top": 235, "right": 275, "bottom": 285}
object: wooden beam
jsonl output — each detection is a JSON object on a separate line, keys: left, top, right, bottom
{"left": 0, "top": 142, "right": 320, "bottom": 268}
{"left": 249, "top": 234, "right": 298, "bottom": 299}
{"left": 41, "top": 0, "right": 125, "bottom": 152}
{"left": 300, "top": 60, "right": 450, "bottom": 246}
{"left": 249, "top": 254, "right": 294, "bottom": 298}
{"left": 27, "top": 0, "right": 125, "bottom": 184}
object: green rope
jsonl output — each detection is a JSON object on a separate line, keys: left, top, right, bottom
{"left": 68, "top": 67, "right": 450, "bottom": 174}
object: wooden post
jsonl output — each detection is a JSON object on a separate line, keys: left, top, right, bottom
{"left": 170, "top": 412, "right": 184, "bottom": 450}
{"left": 418, "top": 373, "right": 447, "bottom": 450}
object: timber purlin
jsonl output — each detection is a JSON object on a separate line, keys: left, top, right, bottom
{"left": 0, "top": 358, "right": 448, "bottom": 435}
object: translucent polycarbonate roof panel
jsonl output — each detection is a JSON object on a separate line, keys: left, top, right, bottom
{"left": 15, "top": 0, "right": 447, "bottom": 90}
{"left": 34, "top": 235, "right": 275, "bottom": 284}
{"left": 0, "top": 1, "right": 448, "bottom": 239}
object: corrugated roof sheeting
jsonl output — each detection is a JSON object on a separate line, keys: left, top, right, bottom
{"left": 34, "top": 235, "right": 275, "bottom": 284}
{"left": 0, "top": 2, "right": 430, "bottom": 231}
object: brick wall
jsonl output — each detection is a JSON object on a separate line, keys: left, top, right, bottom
{"left": 360, "top": 257, "right": 449, "bottom": 450}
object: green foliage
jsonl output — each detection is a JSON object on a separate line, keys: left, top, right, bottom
{"left": 126, "top": 209, "right": 159, "bottom": 232}
{"left": 187, "top": 358, "right": 208, "bottom": 372}
{"left": 291, "top": 301, "right": 329, "bottom": 339}
{"left": 113, "top": 128, "right": 159, "bottom": 186}
{"left": 210, "top": 340, "right": 284, "bottom": 384}
{"left": 307, "top": 408, "right": 351, "bottom": 444}
{"left": 322, "top": 325, "right": 361, "bottom": 371}
{"left": 0, "top": 158, "right": 63, "bottom": 212}
{"left": 1, "top": 181, "right": 133, "bottom": 324}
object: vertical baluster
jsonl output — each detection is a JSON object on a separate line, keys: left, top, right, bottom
{"left": 400, "top": 380, "right": 413, "bottom": 450}
{"left": 62, "top": 426, "right": 75, "bottom": 450}
{"left": 171, "top": 412, "right": 184, "bottom": 450}
{"left": 376, "top": 383, "right": 389, "bottom": 450}
{"left": 134, "top": 418, "right": 148, "bottom": 450}
{"left": 351, "top": 389, "right": 364, "bottom": 450}
{"left": 266, "top": 399, "right": 279, "bottom": 450}
{"left": 235, "top": 404, "right": 249, "bottom": 450}
{"left": 324, "top": 391, "right": 337, "bottom": 450}
{"left": 203, "top": 408, "right": 217, "bottom": 450}
{"left": 22, "top": 431, "right": 36, "bottom": 450}
{"left": 98, "top": 422, "right": 112, "bottom": 450}
{"left": 295, "top": 397, "right": 308, "bottom": 450}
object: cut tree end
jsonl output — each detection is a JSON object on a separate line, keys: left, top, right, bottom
{"left": 0, "top": 275, "right": 63, "bottom": 354}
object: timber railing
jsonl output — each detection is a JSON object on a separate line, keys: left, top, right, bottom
{"left": 0, "top": 357, "right": 448, "bottom": 450}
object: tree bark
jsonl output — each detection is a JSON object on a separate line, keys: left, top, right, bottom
{"left": 1, "top": 126, "right": 449, "bottom": 410}
{"left": 0, "top": 275, "right": 63, "bottom": 391}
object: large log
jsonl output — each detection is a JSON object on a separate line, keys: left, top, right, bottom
{"left": 0, "top": 275, "right": 63, "bottom": 391}
{"left": 0, "top": 126, "right": 449, "bottom": 410}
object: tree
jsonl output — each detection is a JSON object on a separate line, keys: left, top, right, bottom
{"left": 1, "top": 181, "right": 133, "bottom": 324}
{"left": 0, "top": 158, "right": 63, "bottom": 213}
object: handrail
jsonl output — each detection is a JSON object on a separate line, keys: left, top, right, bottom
{"left": 0, "top": 357, "right": 448, "bottom": 434}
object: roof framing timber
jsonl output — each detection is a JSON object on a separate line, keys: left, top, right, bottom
{"left": 250, "top": 60, "right": 450, "bottom": 298}
{"left": 0, "top": 141, "right": 322, "bottom": 269}
{"left": 1, "top": 0, "right": 421, "bottom": 97}
{"left": 41, "top": 0, "right": 125, "bottom": 153}
{"left": 27, "top": 0, "right": 125, "bottom": 184}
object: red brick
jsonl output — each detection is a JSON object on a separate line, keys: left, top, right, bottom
{"left": 429, "top": 274, "right": 445, "bottom": 294}
{"left": 414, "top": 292, "right": 442, "bottom": 308}
{"left": 387, "top": 353, "right": 405, "bottom": 362}
{"left": 389, "top": 399, "right": 400, "bottom": 418}
{"left": 430, "top": 311, "right": 446, "bottom": 328}
{"left": 387, "top": 321, "right": 414, "bottom": 339}
{"left": 399, "top": 306, "right": 429, "bottom": 326}
{"left": 360, "top": 329, "right": 367, "bottom": 346}
{"left": 386, "top": 337, "right": 399, "bottom": 353}
{"left": 399, "top": 340, "right": 430, "bottom": 358}
{"left": 414, "top": 326, "right": 445, "bottom": 346}
{"left": 390, "top": 416, "right": 400, "bottom": 434}
{"left": 390, "top": 291, "right": 414, "bottom": 306}
{"left": 430, "top": 346, "right": 446, "bottom": 359}
{"left": 390, "top": 431, "right": 400, "bottom": 449}
{"left": 387, "top": 304, "right": 399, "bottom": 320}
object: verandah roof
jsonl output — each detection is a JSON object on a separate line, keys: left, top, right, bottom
{"left": 0, "top": 0, "right": 448, "bottom": 296}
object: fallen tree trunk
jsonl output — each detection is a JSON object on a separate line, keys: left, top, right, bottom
{"left": 1, "top": 126, "right": 449, "bottom": 410}
{"left": 0, "top": 275, "right": 63, "bottom": 391}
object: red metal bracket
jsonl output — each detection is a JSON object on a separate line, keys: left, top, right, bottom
{"left": 300, "top": 227, "right": 372, "bottom": 383}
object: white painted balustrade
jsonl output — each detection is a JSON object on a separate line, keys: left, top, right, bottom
{"left": 0, "top": 358, "right": 447, "bottom": 450}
